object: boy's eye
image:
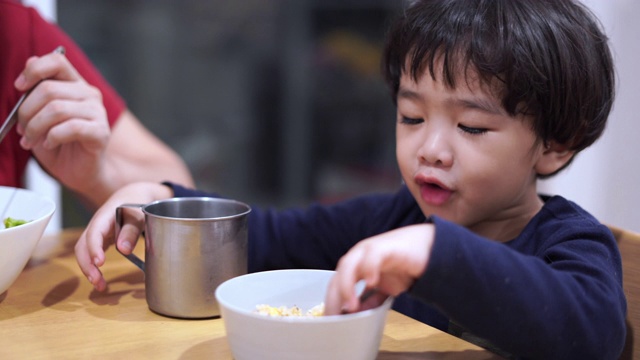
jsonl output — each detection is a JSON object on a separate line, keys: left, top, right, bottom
{"left": 458, "top": 124, "right": 487, "bottom": 135}
{"left": 400, "top": 116, "right": 423, "bottom": 125}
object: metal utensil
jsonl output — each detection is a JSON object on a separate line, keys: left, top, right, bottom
{"left": 339, "top": 288, "right": 385, "bottom": 314}
{"left": 0, "top": 46, "right": 66, "bottom": 144}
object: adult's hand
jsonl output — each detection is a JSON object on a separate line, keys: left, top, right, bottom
{"left": 15, "top": 51, "right": 194, "bottom": 207}
{"left": 15, "top": 49, "right": 111, "bottom": 200}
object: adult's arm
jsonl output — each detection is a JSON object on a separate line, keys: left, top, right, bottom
{"left": 77, "top": 109, "right": 194, "bottom": 207}
{"left": 13, "top": 4, "right": 194, "bottom": 208}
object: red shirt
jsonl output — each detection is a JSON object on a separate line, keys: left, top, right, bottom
{"left": 0, "top": 0, "right": 125, "bottom": 187}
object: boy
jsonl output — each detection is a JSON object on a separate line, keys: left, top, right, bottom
{"left": 76, "top": 0, "right": 626, "bottom": 358}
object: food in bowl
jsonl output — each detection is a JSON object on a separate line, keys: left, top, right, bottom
{"left": 255, "top": 303, "right": 325, "bottom": 317}
{"left": 215, "top": 269, "right": 393, "bottom": 360}
{"left": 3, "top": 217, "right": 30, "bottom": 229}
{"left": 0, "top": 186, "right": 56, "bottom": 295}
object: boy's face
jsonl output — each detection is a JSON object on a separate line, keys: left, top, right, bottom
{"left": 395, "top": 67, "right": 548, "bottom": 240}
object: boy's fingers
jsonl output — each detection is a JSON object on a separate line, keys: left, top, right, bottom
{"left": 358, "top": 290, "right": 388, "bottom": 312}
{"left": 115, "top": 222, "right": 143, "bottom": 255}
{"left": 324, "top": 279, "right": 358, "bottom": 315}
{"left": 325, "top": 251, "right": 366, "bottom": 315}
{"left": 324, "top": 276, "right": 343, "bottom": 315}
{"left": 113, "top": 207, "right": 145, "bottom": 254}
{"left": 74, "top": 233, "right": 106, "bottom": 291}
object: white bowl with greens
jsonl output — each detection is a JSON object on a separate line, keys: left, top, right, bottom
{"left": 0, "top": 186, "right": 56, "bottom": 295}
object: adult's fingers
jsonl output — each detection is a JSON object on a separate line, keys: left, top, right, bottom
{"left": 21, "top": 115, "right": 108, "bottom": 152}
{"left": 15, "top": 51, "right": 83, "bottom": 92}
{"left": 16, "top": 80, "right": 103, "bottom": 140}
{"left": 32, "top": 117, "right": 109, "bottom": 151}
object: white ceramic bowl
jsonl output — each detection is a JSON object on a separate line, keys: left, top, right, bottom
{"left": 0, "top": 186, "right": 56, "bottom": 295}
{"left": 215, "top": 269, "right": 393, "bottom": 360}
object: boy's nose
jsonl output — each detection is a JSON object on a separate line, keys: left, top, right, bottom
{"left": 418, "top": 129, "right": 453, "bottom": 167}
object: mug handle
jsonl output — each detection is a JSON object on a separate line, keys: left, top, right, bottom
{"left": 115, "top": 203, "right": 146, "bottom": 272}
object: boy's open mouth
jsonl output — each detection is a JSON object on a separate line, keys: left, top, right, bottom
{"left": 420, "top": 181, "right": 453, "bottom": 206}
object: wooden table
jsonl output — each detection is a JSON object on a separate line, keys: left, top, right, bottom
{"left": 0, "top": 229, "right": 501, "bottom": 359}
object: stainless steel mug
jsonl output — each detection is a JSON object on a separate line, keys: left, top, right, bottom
{"left": 116, "top": 197, "right": 251, "bottom": 319}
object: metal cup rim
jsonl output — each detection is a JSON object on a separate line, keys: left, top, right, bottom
{"left": 141, "top": 197, "right": 251, "bottom": 221}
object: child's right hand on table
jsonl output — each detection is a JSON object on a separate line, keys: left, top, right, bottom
{"left": 75, "top": 181, "right": 173, "bottom": 291}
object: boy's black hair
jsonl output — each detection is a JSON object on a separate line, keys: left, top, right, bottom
{"left": 382, "top": 0, "right": 614, "bottom": 176}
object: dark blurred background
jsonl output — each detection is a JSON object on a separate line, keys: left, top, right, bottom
{"left": 56, "top": 0, "right": 406, "bottom": 226}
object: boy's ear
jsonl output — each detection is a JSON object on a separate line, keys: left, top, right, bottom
{"left": 535, "top": 141, "right": 575, "bottom": 176}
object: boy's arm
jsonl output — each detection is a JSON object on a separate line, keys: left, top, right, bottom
{"left": 411, "top": 216, "right": 626, "bottom": 360}
{"left": 243, "top": 186, "right": 427, "bottom": 273}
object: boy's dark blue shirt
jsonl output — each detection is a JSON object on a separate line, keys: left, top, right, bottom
{"left": 167, "top": 182, "right": 626, "bottom": 359}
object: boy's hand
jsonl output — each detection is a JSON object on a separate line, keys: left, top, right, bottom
{"left": 324, "top": 224, "right": 435, "bottom": 315}
{"left": 74, "top": 182, "right": 173, "bottom": 291}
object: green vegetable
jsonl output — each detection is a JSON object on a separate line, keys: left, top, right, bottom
{"left": 3, "top": 217, "right": 29, "bottom": 229}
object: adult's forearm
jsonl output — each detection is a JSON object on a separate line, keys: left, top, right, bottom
{"left": 81, "top": 153, "right": 193, "bottom": 208}
{"left": 72, "top": 111, "right": 194, "bottom": 208}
